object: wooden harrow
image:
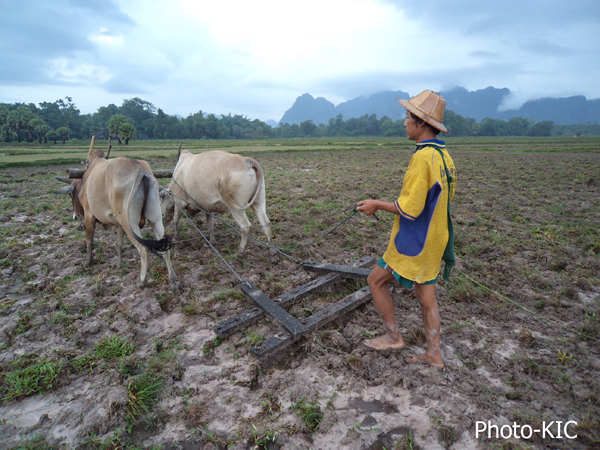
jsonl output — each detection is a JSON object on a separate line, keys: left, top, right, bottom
{"left": 214, "top": 257, "right": 375, "bottom": 359}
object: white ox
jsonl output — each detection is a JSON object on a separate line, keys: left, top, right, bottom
{"left": 59, "top": 148, "right": 182, "bottom": 293}
{"left": 159, "top": 150, "right": 272, "bottom": 255}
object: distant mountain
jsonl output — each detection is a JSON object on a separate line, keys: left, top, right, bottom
{"left": 279, "top": 91, "right": 409, "bottom": 125}
{"left": 279, "top": 87, "right": 600, "bottom": 126}
{"left": 266, "top": 119, "right": 278, "bottom": 128}
{"left": 498, "top": 95, "right": 600, "bottom": 124}
{"left": 336, "top": 90, "right": 411, "bottom": 121}
{"left": 279, "top": 94, "right": 337, "bottom": 126}
{"left": 441, "top": 87, "right": 511, "bottom": 121}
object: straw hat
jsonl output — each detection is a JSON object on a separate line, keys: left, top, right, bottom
{"left": 398, "top": 90, "right": 448, "bottom": 133}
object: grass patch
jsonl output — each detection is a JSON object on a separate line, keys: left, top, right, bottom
{"left": 292, "top": 398, "right": 323, "bottom": 432}
{"left": 93, "top": 336, "right": 137, "bottom": 359}
{"left": 1, "top": 355, "right": 62, "bottom": 401}
{"left": 70, "top": 336, "right": 137, "bottom": 373}
{"left": 125, "top": 372, "right": 164, "bottom": 421}
{"left": 202, "top": 336, "right": 225, "bottom": 356}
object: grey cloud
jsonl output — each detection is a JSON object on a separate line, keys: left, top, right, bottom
{"left": 470, "top": 51, "right": 500, "bottom": 59}
{"left": 0, "top": 0, "right": 135, "bottom": 85}
{"left": 101, "top": 77, "right": 151, "bottom": 95}
{"left": 99, "top": 59, "right": 176, "bottom": 95}
{"left": 384, "top": 0, "right": 599, "bottom": 26}
{"left": 315, "top": 71, "right": 408, "bottom": 100}
{"left": 519, "top": 40, "right": 570, "bottom": 56}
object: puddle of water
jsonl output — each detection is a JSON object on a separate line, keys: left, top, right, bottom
{"left": 366, "top": 426, "right": 421, "bottom": 450}
{"left": 348, "top": 398, "right": 399, "bottom": 414}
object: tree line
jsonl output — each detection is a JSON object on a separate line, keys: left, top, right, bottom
{"left": 276, "top": 112, "right": 599, "bottom": 138}
{"left": 1, "top": 97, "right": 599, "bottom": 144}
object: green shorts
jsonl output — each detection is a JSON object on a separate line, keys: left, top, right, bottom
{"left": 377, "top": 258, "right": 438, "bottom": 289}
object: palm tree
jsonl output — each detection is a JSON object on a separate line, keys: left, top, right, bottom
{"left": 108, "top": 114, "right": 128, "bottom": 144}
{"left": 119, "top": 122, "right": 136, "bottom": 144}
{"left": 46, "top": 130, "right": 58, "bottom": 144}
{"left": 56, "top": 126, "right": 70, "bottom": 144}
{"left": 30, "top": 117, "right": 49, "bottom": 143}
{"left": 7, "top": 106, "right": 34, "bottom": 142}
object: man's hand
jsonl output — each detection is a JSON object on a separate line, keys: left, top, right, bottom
{"left": 357, "top": 199, "right": 399, "bottom": 216}
{"left": 357, "top": 199, "right": 380, "bottom": 215}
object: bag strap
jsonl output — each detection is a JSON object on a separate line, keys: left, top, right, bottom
{"left": 433, "top": 147, "right": 455, "bottom": 281}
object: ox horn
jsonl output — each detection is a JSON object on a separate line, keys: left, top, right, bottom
{"left": 55, "top": 176, "right": 73, "bottom": 184}
{"left": 106, "top": 136, "right": 112, "bottom": 160}
{"left": 55, "top": 184, "right": 75, "bottom": 195}
{"left": 177, "top": 142, "right": 182, "bottom": 162}
{"left": 87, "top": 135, "right": 96, "bottom": 162}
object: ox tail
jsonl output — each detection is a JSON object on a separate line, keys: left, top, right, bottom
{"left": 243, "top": 157, "right": 264, "bottom": 209}
{"left": 126, "top": 167, "right": 174, "bottom": 256}
{"left": 132, "top": 232, "right": 173, "bottom": 256}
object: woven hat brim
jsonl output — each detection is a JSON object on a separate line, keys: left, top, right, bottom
{"left": 398, "top": 99, "right": 448, "bottom": 134}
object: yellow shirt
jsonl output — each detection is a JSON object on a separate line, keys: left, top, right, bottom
{"left": 382, "top": 140, "right": 456, "bottom": 283}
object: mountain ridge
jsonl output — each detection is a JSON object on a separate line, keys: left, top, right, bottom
{"left": 279, "top": 87, "right": 600, "bottom": 126}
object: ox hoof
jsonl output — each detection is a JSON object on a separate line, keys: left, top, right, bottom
{"left": 171, "top": 281, "right": 183, "bottom": 294}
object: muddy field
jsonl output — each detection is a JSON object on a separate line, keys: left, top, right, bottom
{"left": 0, "top": 144, "right": 599, "bottom": 449}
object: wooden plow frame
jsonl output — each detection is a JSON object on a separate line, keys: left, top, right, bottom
{"left": 214, "top": 257, "right": 375, "bottom": 359}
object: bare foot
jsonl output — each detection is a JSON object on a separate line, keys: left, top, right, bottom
{"left": 405, "top": 353, "right": 444, "bottom": 368}
{"left": 364, "top": 334, "right": 405, "bottom": 350}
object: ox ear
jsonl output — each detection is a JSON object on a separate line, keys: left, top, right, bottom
{"left": 55, "top": 184, "right": 75, "bottom": 195}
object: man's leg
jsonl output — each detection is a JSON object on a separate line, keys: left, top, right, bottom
{"left": 405, "top": 283, "right": 444, "bottom": 368}
{"left": 364, "top": 265, "right": 405, "bottom": 350}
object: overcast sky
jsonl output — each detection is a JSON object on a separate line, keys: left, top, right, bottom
{"left": 1, "top": 0, "right": 599, "bottom": 122}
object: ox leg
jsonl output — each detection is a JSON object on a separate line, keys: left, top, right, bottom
{"left": 83, "top": 213, "right": 97, "bottom": 267}
{"left": 148, "top": 219, "right": 182, "bottom": 294}
{"left": 124, "top": 227, "right": 149, "bottom": 288}
{"left": 173, "top": 205, "right": 183, "bottom": 241}
{"left": 162, "top": 249, "right": 182, "bottom": 294}
{"left": 251, "top": 202, "right": 275, "bottom": 256}
{"left": 116, "top": 226, "right": 124, "bottom": 267}
{"left": 207, "top": 214, "right": 217, "bottom": 245}
{"left": 138, "top": 246, "right": 149, "bottom": 288}
{"left": 229, "top": 209, "right": 251, "bottom": 255}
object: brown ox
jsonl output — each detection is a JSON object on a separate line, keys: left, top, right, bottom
{"left": 159, "top": 150, "right": 272, "bottom": 255}
{"left": 57, "top": 149, "right": 181, "bottom": 292}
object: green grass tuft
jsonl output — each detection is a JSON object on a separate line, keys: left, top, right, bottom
{"left": 292, "top": 398, "right": 323, "bottom": 432}
{"left": 93, "top": 336, "right": 136, "bottom": 359}
{"left": 1, "top": 355, "right": 62, "bottom": 401}
{"left": 126, "top": 373, "right": 164, "bottom": 421}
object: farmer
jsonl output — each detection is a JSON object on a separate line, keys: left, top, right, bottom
{"left": 356, "top": 90, "right": 456, "bottom": 368}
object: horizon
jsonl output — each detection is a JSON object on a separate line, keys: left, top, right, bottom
{"left": 3, "top": 86, "right": 599, "bottom": 125}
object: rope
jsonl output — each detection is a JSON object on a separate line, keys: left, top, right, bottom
{"left": 268, "top": 206, "right": 359, "bottom": 253}
{"left": 163, "top": 181, "right": 594, "bottom": 340}
{"left": 170, "top": 196, "right": 246, "bottom": 285}
{"left": 454, "top": 268, "right": 594, "bottom": 339}
{"left": 164, "top": 178, "right": 369, "bottom": 264}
